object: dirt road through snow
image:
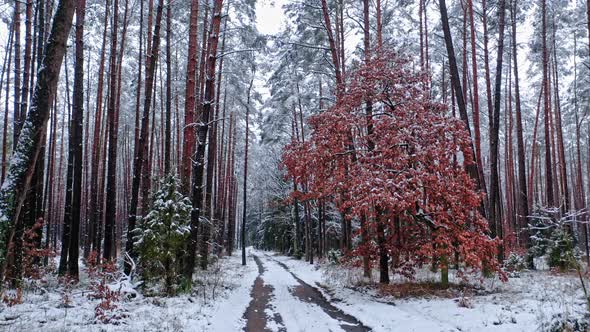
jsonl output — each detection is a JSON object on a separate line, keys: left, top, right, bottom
{"left": 243, "top": 253, "right": 371, "bottom": 332}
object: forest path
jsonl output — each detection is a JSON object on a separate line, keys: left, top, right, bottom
{"left": 243, "top": 253, "right": 371, "bottom": 332}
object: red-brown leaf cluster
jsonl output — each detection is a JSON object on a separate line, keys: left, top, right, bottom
{"left": 283, "top": 50, "right": 502, "bottom": 279}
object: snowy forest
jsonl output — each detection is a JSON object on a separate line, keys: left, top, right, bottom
{"left": 0, "top": 0, "right": 589, "bottom": 330}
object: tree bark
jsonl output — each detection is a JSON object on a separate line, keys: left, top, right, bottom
{"left": 489, "top": 0, "right": 507, "bottom": 250}
{"left": 0, "top": 0, "right": 76, "bottom": 284}
{"left": 13, "top": 0, "right": 22, "bottom": 149}
{"left": 1, "top": 24, "right": 14, "bottom": 184}
{"left": 541, "top": 0, "right": 554, "bottom": 207}
{"left": 104, "top": 0, "right": 120, "bottom": 261}
{"left": 241, "top": 77, "right": 254, "bottom": 266}
{"left": 164, "top": 0, "right": 172, "bottom": 174}
{"left": 468, "top": 0, "right": 487, "bottom": 198}
{"left": 67, "top": 0, "right": 86, "bottom": 278}
{"left": 438, "top": 0, "right": 484, "bottom": 195}
{"left": 510, "top": 0, "right": 529, "bottom": 246}
{"left": 125, "top": 0, "right": 164, "bottom": 274}
{"left": 184, "top": 0, "right": 224, "bottom": 281}
{"left": 20, "top": 0, "right": 34, "bottom": 131}
{"left": 88, "top": 0, "right": 110, "bottom": 258}
{"left": 181, "top": 0, "right": 200, "bottom": 194}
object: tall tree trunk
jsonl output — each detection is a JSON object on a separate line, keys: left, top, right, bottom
{"left": 550, "top": 16, "right": 569, "bottom": 213}
{"left": 0, "top": 0, "right": 76, "bottom": 284}
{"left": 20, "top": 0, "right": 34, "bottom": 130}
{"left": 88, "top": 0, "right": 110, "bottom": 258}
{"left": 125, "top": 0, "right": 164, "bottom": 274}
{"left": 360, "top": 0, "right": 372, "bottom": 280}
{"left": 320, "top": 0, "right": 343, "bottom": 97}
{"left": 164, "top": 0, "right": 172, "bottom": 174}
{"left": 468, "top": 0, "right": 486, "bottom": 198}
{"left": 202, "top": 0, "right": 229, "bottom": 269}
{"left": 213, "top": 7, "right": 229, "bottom": 253}
{"left": 438, "top": 0, "right": 484, "bottom": 196}
{"left": 510, "top": 0, "right": 529, "bottom": 247}
{"left": 489, "top": 0, "right": 506, "bottom": 252}
{"left": 241, "top": 77, "right": 253, "bottom": 266}
{"left": 103, "top": 0, "right": 120, "bottom": 261}
{"left": 482, "top": 0, "right": 493, "bottom": 162}
{"left": 226, "top": 112, "right": 236, "bottom": 254}
{"left": 573, "top": 33, "right": 588, "bottom": 262}
{"left": 184, "top": 0, "right": 224, "bottom": 282}
{"left": 66, "top": 0, "right": 86, "bottom": 278}
{"left": 1, "top": 25, "right": 14, "bottom": 184}
{"left": 13, "top": 0, "right": 22, "bottom": 149}
{"left": 181, "top": 0, "right": 200, "bottom": 194}
{"left": 541, "top": 0, "right": 554, "bottom": 207}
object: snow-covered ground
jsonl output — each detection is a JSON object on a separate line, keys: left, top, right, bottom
{"left": 0, "top": 249, "right": 587, "bottom": 331}
{"left": 268, "top": 251, "right": 588, "bottom": 331}
{"left": 0, "top": 253, "right": 259, "bottom": 331}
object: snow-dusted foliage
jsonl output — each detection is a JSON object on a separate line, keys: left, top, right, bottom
{"left": 283, "top": 49, "right": 502, "bottom": 281}
{"left": 528, "top": 207, "right": 581, "bottom": 271}
{"left": 133, "top": 175, "right": 191, "bottom": 295}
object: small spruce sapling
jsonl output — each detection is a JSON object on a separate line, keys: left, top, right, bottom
{"left": 133, "top": 175, "right": 191, "bottom": 295}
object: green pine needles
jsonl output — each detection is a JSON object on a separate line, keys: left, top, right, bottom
{"left": 133, "top": 175, "right": 191, "bottom": 296}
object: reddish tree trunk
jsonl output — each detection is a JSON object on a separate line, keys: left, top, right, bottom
{"left": 89, "top": 0, "right": 110, "bottom": 258}
{"left": 125, "top": 0, "right": 164, "bottom": 274}
{"left": 181, "top": 0, "right": 199, "bottom": 194}
{"left": 185, "top": 0, "right": 225, "bottom": 281}
{"left": 541, "top": 0, "right": 554, "bottom": 207}
{"left": 489, "top": 0, "right": 507, "bottom": 250}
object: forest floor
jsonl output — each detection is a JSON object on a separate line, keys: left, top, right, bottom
{"left": 0, "top": 249, "right": 587, "bottom": 331}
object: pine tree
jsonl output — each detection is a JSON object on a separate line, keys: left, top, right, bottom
{"left": 134, "top": 175, "right": 191, "bottom": 295}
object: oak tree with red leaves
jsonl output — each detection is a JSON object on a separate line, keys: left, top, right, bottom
{"left": 283, "top": 51, "right": 502, "bottom": 285}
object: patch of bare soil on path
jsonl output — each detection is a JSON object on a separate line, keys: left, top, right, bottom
{"left": 268, "top": 255, "right": 371, "bottom": 332}
{"left": 243, "top": 255, "right": 286, "bottom": 332}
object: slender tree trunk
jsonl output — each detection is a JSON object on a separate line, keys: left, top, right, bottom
{"left": 510, "top": 0, "right": 529, "bottom": 247}
{"left": 320, "top": 0, "right": 343, "bottom": 97}
{"left": 213, "top": 7, "right": 229, "bottom": 253}
{"left": 550, "top": 16, "right": 569, "bottom": 213}
{"left": 360, "top": 0, "right": 372, "bottom": 280}
{"left": 103, "top": 0, "right": 120, "bottom": 261}
{"left": 88, "top": 0, "right": 110, "bottom": 259}
{"left": 489, "top": 0, "right": 506, "bottom": 253}
{"left": 184, "top": 0, "right": 225, "bottom": 282}
{"left": 468, "top": 0, "right": 487, "bottom": 198}
{"left": 125, "top": 0, "right": 164, "bottom": 274}
{"left": 181, "top": 0, "right": 200, "bottom": 194}
{"left": 164, "top": 0, "right": 172, "bottom": 174}
{"left": 241, "top": 77, "right": 253, "bottom": 266}
{"left": 0, "top": 0, "right": 76, "bottom": 284}
{"left": 13, "top": 0, "right": 22, "bottom": 149}
{"left": 66, "top": 0, "right": 86, "bottom": 278}
{"left": 202, "top": 0, "right": 230, "bottom": 268}
{"left": 541, "top": 0, "right": 554, "bottom": 207}
{"left": 438, "top": 0, "right": 483, "bottom": 196}
{"left": 226, "top": 112, "right": 236, "bottom": 254}
{"left": 20, "top": 0, "right": 34, "bottom": 130}
{"left": 1, "top": 25, "right": 14, "bottom": 184}
{"left": 483, "top": 0, "right": 494, "bottom": 159}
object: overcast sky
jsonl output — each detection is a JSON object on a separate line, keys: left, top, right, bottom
{"left": 255, "top": 0, "right": 285, "bottom": 36}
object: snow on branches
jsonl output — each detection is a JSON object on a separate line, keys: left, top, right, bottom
{"left": 283, "top": 50, "right": 502, "bottom": 281}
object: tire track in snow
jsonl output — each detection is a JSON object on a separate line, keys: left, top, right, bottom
{"left": 261, "top": 253, "right": 371, "bottom": 332}
{"left": 243, "top": 255, "right": 286, "bottom": 332}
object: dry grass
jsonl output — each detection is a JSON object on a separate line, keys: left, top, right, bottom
{"left": 375, "top": 281, "right": 482, "bottom": 299}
